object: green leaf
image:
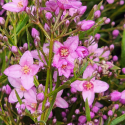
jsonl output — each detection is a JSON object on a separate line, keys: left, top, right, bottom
{"left": 110, "top": 114, "right": 125, "bottom": 125}
{"left": 34, "top": 76, "right": 39, "bottom": 87}
{"left": 85, "top": 98, "right": 91, "bottom": 122}
{"left": 16, "top": 15, "right": 29, "bottom": 35}
{"left": 15, "top": 90, "right": 22, "bottom": 105}
{"left": 110, "top": 65, "right": 121, "bottom": 70}
{"left": 78, "top": 62, "right": 88, "bottom": 76}
{"left": 1, "top": 50, "right": 6, "bottom": 73}
{"left": 0, "top": 74, "right": 7, "bottom": 83}
{"left": 121, "top": 28, "right": 125, "bottom": 68}
{"left": 26, "top": 27, "right": 31, "bottom": 51}
{"left": 117, "top": 75, "right": 125, "bottom": 79}
{"left": 37, "top": 121, "right": 46, "bottom": 125}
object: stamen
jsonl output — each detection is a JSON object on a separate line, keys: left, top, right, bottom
{"left": 17, "top": 1, "right": 23, "bottom": 7}
{"left": 20, "top": 85, "right": 26, "bottom": 92}
{"left": 59, "top": 47, "right": 69, "bottom": 57}
{"left": 83, "top": 82, "right": 94, "bottom": 90}
{"left": 22, "top": 65, "right": 30, "bottom": 74}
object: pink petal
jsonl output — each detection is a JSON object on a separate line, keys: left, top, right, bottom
{"left": 21, "top": 74, "right": 34, "bottom": 90}
{"left": 88, "top": 43, "right": 98, "bottom": 54}
{"left": 8, "top": 89, "right": 23, "bottom": 103}
{"left": 64, "top": 36, "right": 79, "bottom": 52}
{"left": 12, "top": 0, "right": 20, "bottom": 3}
{"left": 4, "top": 65, "right": 22, "bottom": 78}
{"left": 82, "top": 90, "right": 95, "bottom": 105}
{"left": 93, "top": 80, "right": 109, "bottom": 93}
{"left": 55, "top": 97, "right": 69, "bottom": 108}
{"left": 2, "top": 3, "right": 21, "bottom": 12}
{"left": 52, "top": 54, "right": 60, "bottom": 67}
{"left": 102, "top": 50, "right": 110, "bottom": 58}
{"left": 95, "top": 48, "right": 103, "bottom": 56}
{"left": 8, "top": 77, "right": 22, "bottom": 88}
{"left": 53, "top": 41, "right": 63, "bottom": 53}
{"left": 30, "top": 64, "right": 39, "bottom": 76}
{"left": 83, "top": 65, "right": 94, "bottom": 79}
{"left": 57, "top": 90, "right": 63, "bottom": 97}
{"left": 19, "top": 51, "right": 33, "bottom": 66}
{"left": 24, "top": 89, "right": 37, "bottom": 103}
{"left": 31, "top": 50, "right": 40, "bottom": 60}
{"left": 71, "top": 80, "right": 83, "bottom": 91}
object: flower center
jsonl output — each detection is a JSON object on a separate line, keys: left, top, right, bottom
{"left": 20, "top": 85, "right": 26, "bottom": 92}
{"left": 22, "top": 65, "right": 30, "bottom": 74}
{"left": 83, "top": 82, "right": 94, "bottom": 90}
{"left": 61, "top": 64, "right": 67, "bottom": 69}
{"left": 17, "top": 1, "right": 23, "bottom": 8}
{"left": 31, "top": 103, "right": 37, "bottom": 109}
{"left": 59, "top": 47, "right": 69, "bottom": 57}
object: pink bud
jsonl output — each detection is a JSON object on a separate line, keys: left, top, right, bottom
{"left": 36, "top": 92, "right": 44, "bottom": 103}
{"left": 61, "top": 112, "right": 66, "bottom": 117}
{"left": 5, "top": 84, "right": 11, "bottom": 95}
{"left": 75, "top": 109, "right": 80, "bottom": 114}
{"left": 111, "top": 21, "right": 115, "bottom": 26}
{"left": 94, "top": 10, "right": 101, "bottom": 18}
{"left": 78, "top": 6, "right": 87, "bottom": 15}
{"left": 109, "top": 44, "right": 114, "bottom": 51}
{"left": 31, "top": 28, "right": 40, "bottom": 38}
{"left": 103, "top": 115, "right": 107, "bottom": 120}
{"left": 100, "top": 5, "right": 104, "bottom": 11}
{"left": 104, "top": 18, "right": 110, "bottom": 24}
{"left": 92, "top": 106, "right": 99, "bottom": 113}
{"left": 78, "top": 20, "right": 95, "bottom": 31}
{"left": 44, "top": 23, "right": 50, "bottom": 32}
{"left": 108, "top": 110, "right": 113, "bottom": 116}
{"left": 0, "top": 17, "right": 5, "bottom": 25}
{"left": 70, "top": 87, "right": 77, "bottom": 93}
{"left": 107, "top": 0, "right": 114, "bottom": 4}
{"left": 110, "top": 91, "right": 121, "bottom": 101}
{"left": 120, "top": 0, "right": 124, "bottom": 5}
{"left": 113, "top": 55, "right": 118, "bottom": 62}
{"left": 122, "top": 68, "right": 125, "bottom": 74}
{"left": 90, "top": 112, "right": 95, "bottom": 119}
{"left": 20, "top": 104, "right": 26, "bottom": 111}
{"left": 113, "top": 104, "right": 119, "bottom": 110}
{"left": 95, "top": 33, "right": 101, "bottom": 41}
{"left": 23, "top": 43, "right": 28, "bottom": 50}
{"left": 11, "top": 46, "right": 18, "bottom": 53}
{"left": 78, "top": 115, "right": 86, "bottom": 124}
{"left": 71, "top": 97, "right": 77, "bottom": 103}
{"left": 112, "top": 30, "right": 119, "bottom": 37}
{"left": 45, "top": 12, "right": 52, "bottom": 20}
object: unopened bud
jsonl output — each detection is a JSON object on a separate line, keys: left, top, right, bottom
{"left": 36, "top": 92, "right": 44, "bottom": 103}
{"left": 3, "top": 36, "right": 8, "bottom": 42}
{"left": 45, "top": 12, "right": 52, "bottom": 20}
{"left": 0, "top": 17, "right": 5, "bottom": 25}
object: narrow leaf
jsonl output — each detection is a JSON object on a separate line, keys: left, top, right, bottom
{"left": 15, "top": 90, "right": 22, "bottom": 105}
{"left": 121, "top": 28, "right": 125, "bottom": 67}
{"left": 0, "top": 74, "right": 7, "bottom": 83}
{"left": 85, "top": 98, "right": 91, "bottom": 122}
{"left": 110, "top": 114, "right": 125, "bottom": 125}
{"left": 110, "top": 65, "right": 121, "bottom": 70}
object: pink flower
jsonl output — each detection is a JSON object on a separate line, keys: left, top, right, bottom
{"left": 71, "top": 65, "right": 109, "bottom": 105}
{"left": 57, "top": 59, "right": 74, "bottom": 78}
{"left": 31, "top": 28, "right": 40, "bottom": 39}
{"left": 55, "top": 90, "right": 69, "bottom": 108}
{"left": 120, "top": 90, "right": 125, "bottom": 104}
{"left": 8, "top": 77, "right": 36, "bottom": 103}
{"left": 4, "top": 51, "right": 39, "bottom": 90}
{"left": 2, "top": 0, "right": 28, "bottom": 12}
{"left": 53, "top": 36, "right": 79, "bottom": 66}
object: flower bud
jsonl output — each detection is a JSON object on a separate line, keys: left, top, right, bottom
{"left": 65, "top": 20, "right": 70, "bottom": 27}
{"left": 78, "top": 6, "right": 87, "bottom": 15}
{"left": 111, "top": 21, "right": 115, "bottom": 26}
{"left": 109, "top": 44, "right": 114, "bottom": 51}
{"left": 103, "top": 115, "right": 107, "bottom": 120}
{"left": 45, "top": 12, "right": 52, "bottom": 20}
{"left": 107, "top": 0, "right": 114, "bottom": 4}
{"left": 92, "top": 106, "right": 99, "bottom": 113}
{"left": 0, "top": 17, "right": 5, "bottom": 25}
{"left": 94, "top": 10, "right": 101, "bottom": 18}
{"left": 113, "top": 55, "right": 118, "bottom": 62}
{"left": 90, "top": 112, "right": 95, "bottom": 119}
{"left": 120, "top": 0, "right": 124, "bottom": 5}
{"left": 110, "top": 91, "right": 121, "bottom": 101}
{"left": 95, "top": 33, "right": 101, "bottom": 41}
{"left": 26, "top": 7, "right": 31, "bottom": 14}
{"left": 122, "top": 68, "right": 125, "bottom": 74}
{"left": 31, "top": 28, "right": 40, "bottom": 38}
{"left": 17, "top": 109, "right": 22, "bottom": 115}
{"left": 2, "top": 86, "right": 6, "bottom": 93}
{"left": 36, "top": 36, "right": 40, "bottom": 42}
{"left": 61, "top": 112, "right": 66, "bottom": 117}
{"left": 75, "top": 109, "right": 80, "bottom": 114}
{"left": 53, "top": 118, "right": 57, "bottom": 124}
{"left": 45, "top": 102, "right": 50, "bottom": 108}
{"left": 36, "top": 92, "right": 44, "bottom": 103}
{"left": 70, "top": 87, "right": 77, "bottom": 94}
{"left": 23, "top": 43, "right": 28, "bottom": 50}
{"left": 44, "top": 23, "right": 50, "bottom": 32}
{"left": 0, "top": 34, "right": 3, "bottom": 40}
{"left": 11, "top": 46, "right": 18, "bottom": 53}
{"left": 77, "top": 20, "right": 95, "bottom": 31}
{"left": 113, "top": 104, "right": 119, "bottom": 110}
{"left": 78, "top": 115, "right": 86, "bottom": 124}
{"left": 5, "top": 84, "right": 11, "bottom": 95}
{"left": 3, "top": 36, "right": 8, "bottom": 42}
{"left": 108, "top": 110, "right": 113, "bottom": 116}
{"left": 112, "top": 30, "right": 119, "bottom": 37}
{"left": 100, "top": 5, "right": 104, "bottom": 11}
{"left": 104, "top": 18, "right": 110, "bottom": 24}
{"left": 70, "top": 97, "right": 77, "bottom": 103}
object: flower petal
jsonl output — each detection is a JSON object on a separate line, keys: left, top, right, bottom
{"left": 8, "top": 77, "right": 22, "bottom": 88}
{"left": 53, "top": 41, "right": 63, "bottom": 53}
{"left": 2, "top": 3, "right": 21, "bottom": 12}
{"left": 82, "top": 90, "right": 95, "bottom": 105}
{"left": 55, "top": 97, "right": 68, "bottom": 108}
{"left": 71, "top": 80, "right": 83, "bottom": 91}
{"left": 19, "top": 51, "right": 33, "bottom": 66}
{"left": 57, "top": 90, "right": 63, "bottom": 97}
{"left": 21, "top": 74, "right": 34, "bottom": 90}
{"left": 8, "top": 89, "right": 23, "bottom": 103}
{"left": 30, "top": 64, "right": 39, "bottom": 76}
{"left": 83, "top": 65, "right": 94, "bottom": 79}
{"left": 4, "top": 65, "right": 22, "bottom": 78}
{"left": 93, "top": 80, "right": 109, "bottom": 93}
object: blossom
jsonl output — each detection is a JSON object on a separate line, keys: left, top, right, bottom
{"left": 8, "top": 77, "right": 36, "bottom": 103}
{"left": 4, "top": 51, "right": 39, "bottom": 90}
{"left": 71, "top": 65, "right": 109, "bottom": 105}
{"left": 55, "top": 90, "right": 69, "bottom": 108}
{"left": 57, "top": 59, "right": 74, "bottom": 78}
{"left": 2, "top": 0, "right": 28, "bottom": 12}
{"left": 53, "top": 36, "right": 79, "bottom": 66}
{"left": 31, "top": 28, "right": 40, "bottom": 39}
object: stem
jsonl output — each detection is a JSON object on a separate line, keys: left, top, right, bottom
{"left": 40, "top": 33, "right": 54, "bottom": 123}
{"left": 37, "top": 22, "right": 50, "bottom": 40}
